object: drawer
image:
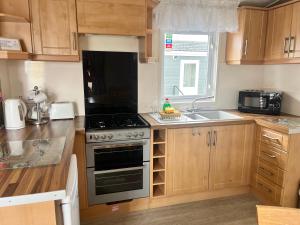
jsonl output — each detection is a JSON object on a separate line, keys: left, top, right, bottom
{"left": 260, "top": 128, "right": 288, "bottom": 152}
{"left": 255, "top": 174, "right": 282, "bottom": 205}
{"left": 258, "top": 143, "right": 288, "bottom": 170}
{"left": 257, "top": 158, "right": 285, "bottom": 187}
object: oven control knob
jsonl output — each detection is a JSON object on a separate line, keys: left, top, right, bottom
{"left": 139, "top": 132, "right": 144, "bottom": 137}
{"left": 107, "top": 134, "right": 113, "bottom": 139}
{"left": 133, "top": 132, "right": 139, "bottom": 138}
{"left": 94, "top": 135, "right": 100, "bottom": 140}
{"left": 100, "top": 135, "right": 107, "bottom": 139}
{"left": 127, "top": 133, "right": 132, "bottom": 138}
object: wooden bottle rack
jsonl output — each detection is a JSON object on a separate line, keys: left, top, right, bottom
{"left": 151, "top": 129, "right": 167, "bottom": 197}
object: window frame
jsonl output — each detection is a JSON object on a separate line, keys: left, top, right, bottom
{"left": 160, "top": 32, "right": 219, "bottom": 104}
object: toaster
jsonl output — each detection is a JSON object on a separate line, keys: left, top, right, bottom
{"left": 50, "top": 102, "right": 75, "bottom": 120}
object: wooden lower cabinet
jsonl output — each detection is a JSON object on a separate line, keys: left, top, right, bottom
{"left": 209, "top": 124, "right": 254, "bottom": 190}
{"left": 0, "top": 201, "right": 63, "bottom": 225}
{"left": 167, "top": 127, "right": 211, "bottom": 196}
{"left": 167, "top": 124, "right": 255, "bottom": 196}
{"left": 252, "top": 124, "right": 300, "bottom": 207}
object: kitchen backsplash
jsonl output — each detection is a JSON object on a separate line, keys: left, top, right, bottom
{"left": 0, "top": 34, "right": 272, "bottom": 116}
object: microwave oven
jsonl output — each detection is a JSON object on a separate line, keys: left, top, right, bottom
{"left": 238, "top": 90, "right": 282, "bottom": 115}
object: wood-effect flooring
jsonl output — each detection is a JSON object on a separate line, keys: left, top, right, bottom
{"left": 82, "top": 194, "right": 259, "bottom": 225}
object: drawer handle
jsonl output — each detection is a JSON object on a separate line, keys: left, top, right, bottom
{"left": 262, "top": 134, "right": 280, "bottom": 142}
{"left": 262, "top": 151, "right": 276, "bottom": 159}
{"left": 258, "top": 166, "right": 274, "bottom": 176}
{"left": 258, "top": 182, "right": 272, "bottom": 193}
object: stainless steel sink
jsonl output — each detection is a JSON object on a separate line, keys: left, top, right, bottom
{"left": 196, "top": 111, "right": 242, "bottom": 120}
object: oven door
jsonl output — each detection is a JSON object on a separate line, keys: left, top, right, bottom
{"left": 86, "top": 139, "right": 150, "bottom": 169}
{"left": 87, "top": 162, "right": 150, "bottom": 205}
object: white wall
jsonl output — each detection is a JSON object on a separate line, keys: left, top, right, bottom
{"left": 263, "top": 64, "right": 300, "bottom": 116}
{"left": 5, "top": 34, "right": 265, "bottom": 115}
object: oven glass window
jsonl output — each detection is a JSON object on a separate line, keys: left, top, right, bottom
{"left": 244, "top": 97, "right": 267, "bottom": 108}
{"left": 94, "top": 144, "right": 143, "bottom": 170}
{"left": 95, "top": 169, "right": 143, "bottom": 195}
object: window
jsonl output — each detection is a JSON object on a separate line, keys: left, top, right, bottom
{"left": 162, "top": 33, "right": 219, "bottom": 102}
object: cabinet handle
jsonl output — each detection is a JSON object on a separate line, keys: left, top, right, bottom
{"left": 258, "top": 166, "right": 274, "bottom": 176}
{"left": 289, "top": 36, "right": 296, "bottom": 53}
{"left": 243, "top": 39, "right": 248, "bottom": 56}
{"left": 257, "top": 182, "right": 272, "bottom": 193}
{"left": 212, "top": 131, "right": 217, "bottom": 147}
{"left": 207, "top": 131, "right": 211, "bottom": 147}
{"left": 72, "top": 32, "right": 77, "bottom": 50}
{"left": 284, "top": 37, "right": 290, "bottom": 54}
{"left": 261, "top": 151, "right": 276, "bottom": 159}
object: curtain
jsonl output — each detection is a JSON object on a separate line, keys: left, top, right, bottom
{"left": 153, "top": 0, "right": 240, "bottom": 33}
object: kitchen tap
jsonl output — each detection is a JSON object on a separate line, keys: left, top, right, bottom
{"left": 191, "top": 96, "right": 215, "bottom": 112}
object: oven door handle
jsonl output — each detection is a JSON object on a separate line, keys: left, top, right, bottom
{"left": 92, "top": 141, "right": 147, "bottom": 151}
{"left": 93, "top": 164, "right": 147, "bottom": 175}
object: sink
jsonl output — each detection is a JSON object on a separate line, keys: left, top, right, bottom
{"left": 150, "top": 111, "right": 242, "bottom": 124}
{"left": 184, "top": 113, "right": 209, "bottom": 121}
{"left": 197, "top": 111, "right": 241, "bottom": 120}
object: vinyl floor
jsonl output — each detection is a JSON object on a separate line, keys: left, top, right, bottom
{"left": 82, "top": 194, "right": 260, "bottom": 225}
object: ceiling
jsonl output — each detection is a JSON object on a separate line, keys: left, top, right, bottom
{"left": 239, "top": 0, "right": 290, "bottom": 7}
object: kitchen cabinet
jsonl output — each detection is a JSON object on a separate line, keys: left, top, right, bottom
{"left": 167, "top": 127, "right": 211, "bottom": 196}
{"left": 167, "top": 124, "right": 254, "bottom": 196}
{"left": 226, "top": 7, "right": 268, "bottom": 65}
{"left": 0, "top": 0, "right": 32, "bottom": 59}
{"left": 265, "top": 4, "right": 293, "bottom": 62}
{"left": 209, "top": 125, "right": 254, "bottom": 189}
{"left": 252, "top": 124, "right": 300, "bottom": 207}
{"left": 30, "top": 0, "right": 79, "bottom": 61}
{"left": 76, "top": 0, "right": 146, "bottom": 36}
{"left": 265, "top": 2, "right": 300, "bottom": 63}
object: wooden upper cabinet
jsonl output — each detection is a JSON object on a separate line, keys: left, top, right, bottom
{"left": 167, "top": 127, "right": 210, "bottom": 196}
{"left": 226, "top": 7, "right": 267, "bottom": 65}
{"left": 209, "top": 124, "right": 254, "bottom": 190}
{"left": 30, "top": 0, "right": 79, "bottom": 61}
{"left": 289, "top": 2, "right": 300, "bottom": 58}
{"left": 77, "top": 0, "right": 146, "bottom": 36}
{"left": 265, "top": 5, "right": 293, "bottom": 61}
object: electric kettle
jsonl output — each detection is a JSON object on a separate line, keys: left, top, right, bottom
{"left": 4, "top": 99, "right": 27, "bottom": 130}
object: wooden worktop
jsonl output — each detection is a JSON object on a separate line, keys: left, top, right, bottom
{"left": 141, "top": 110, "right": 298, "bottom": 134}
{"left": 0, "top": 119, "right": 76, "bottom": 198}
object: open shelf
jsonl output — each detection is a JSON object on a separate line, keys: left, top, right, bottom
{"left": 0, "top": 51, "right": 30, "bottom": 60}
{"left": 153, "top": 129, "right": 166, "bottom": 143}
{"left": 153, "top": 171, "right": 165, "bottom": 185}
{"left": 0, "top": 13, "right": 29, "bottom": 23}
{"left": 153, "top": 184, "right": 165, "bottom": 197}
{"left": 153, "top": 144, "right": 165, "bottom": 158}
{"left": 153, "top": 157, "right": 165, "bottom": 171}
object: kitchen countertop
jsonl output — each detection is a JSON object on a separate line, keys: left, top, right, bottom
{"left": 141, "top": 110, "right": 300, "bottom": 134}
{"left": 0, "top": 119, "right": 76, "bottom": 207}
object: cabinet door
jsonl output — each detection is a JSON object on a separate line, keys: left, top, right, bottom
{"left": 265, "top": 5, "right": 293, "bottom": 61}
{"left": 226, "top": 8, "right": 267, "bottom": 64}
{"left": 290, "top": 2, "right": 300, "bottom": 58}
{"left": 209, "top": 124, "right": 254, "bottom": 190}
{"left": 77, "top": 0, "right": 146, "bottom": 36}
{"left": 242, "top": 9, "right": 267, "bottom": 62}
{"left": 167, "top": 127, "right": 211, "bottom": 196}
{"left": 31, "top": 0, "right": 79, "bottom": 58}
